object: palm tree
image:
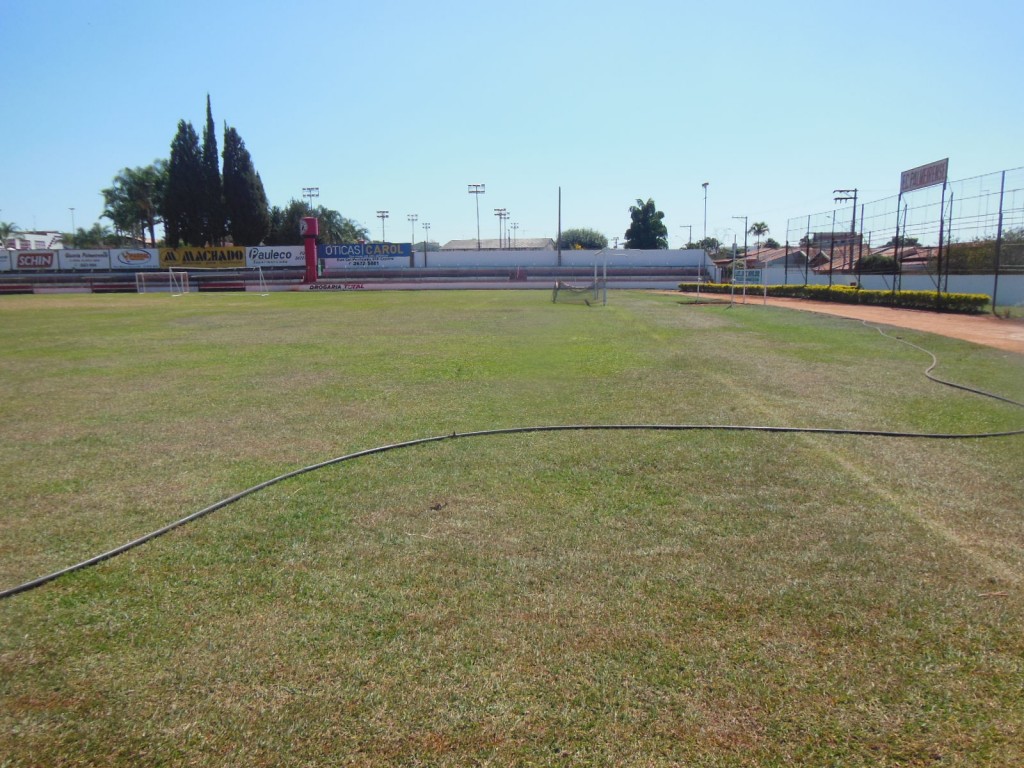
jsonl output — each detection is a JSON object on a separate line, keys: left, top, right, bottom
{"left": 748, "top": 222, "right": 770, "bottom": 264}
{"left": 102, "top": 162, "right": 167, "bottom": 245}
{"left": 0, "top": 221, "right": 19, "bottom": 249}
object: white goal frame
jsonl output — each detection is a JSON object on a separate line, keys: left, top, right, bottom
{"left": 135, "top": 269, "right": 190, "bottom": 295}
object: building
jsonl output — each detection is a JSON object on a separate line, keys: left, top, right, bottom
{"left": 441, "top": 238, "right": 555, "bottom": 251}
{"left": 4, "top": 231, "right": 64, "bottom": 250}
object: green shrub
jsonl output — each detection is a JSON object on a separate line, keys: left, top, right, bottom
{"left": 678, "top": 283, "right": 989, "bottom": 314}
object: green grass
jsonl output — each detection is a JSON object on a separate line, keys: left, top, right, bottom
{"left": 2, "top": 290, "right": 1023, "bottom": 766}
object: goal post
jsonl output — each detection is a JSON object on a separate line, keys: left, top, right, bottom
{"left": 135, "top": 269, "right": 190, "bottom": 295}
{"left": 552, "top": 278, "right": 605, "bottom": 306}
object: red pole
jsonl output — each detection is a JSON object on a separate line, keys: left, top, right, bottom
{"left": 301, "top": 217, "right": 319, "bottom": 284}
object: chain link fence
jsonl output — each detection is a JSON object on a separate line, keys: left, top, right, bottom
{"left": 782, "top": 166, "right": 1024, "bottom": 303}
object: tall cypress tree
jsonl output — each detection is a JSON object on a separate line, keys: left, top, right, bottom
{"left": 201, "top": 95, "right": 225, "bottom": 245}
{"left": 163, "top": 120, "right": 204, "bottom": 247}
{"left": 222, "top": 125, "right": 270, "bottom": 245}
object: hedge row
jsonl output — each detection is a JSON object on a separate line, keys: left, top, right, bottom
{"left": 679, "top": 283, "right": 989, "bottom": 314}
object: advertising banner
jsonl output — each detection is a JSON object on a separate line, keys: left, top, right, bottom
{"left": 160, "top": 247, "right": 246, "bottom": 269}
{"left": 59, "top": 249, "right": 111, "bottom": 270}
{"left": 0, "top": 250, "right": 11, "bottom": 272}
{"left": 15, "top": 251, "right": 59, "bottom": 271}
{"left": 110, "top": 248, "right": 160, "bottom": 270}
{"left": 245, "top": 245, "right": 305, "bottom": 268}
{"left": 900, "top": 158, "right": 949, "bottom": 194}
{"left": 318, "top": 243, "right": 411, "bottom": 269}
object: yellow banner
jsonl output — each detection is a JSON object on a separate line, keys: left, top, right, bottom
{"left": 159, "top": 247, "right": 246, "bottom": 269}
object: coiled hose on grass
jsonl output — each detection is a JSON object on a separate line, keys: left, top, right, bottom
{"left": 2, "top": 324, "right": 1021, "bottom": 600}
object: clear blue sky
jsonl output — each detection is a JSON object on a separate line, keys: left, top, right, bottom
{"left": 3, "top": 0, "right": 1021, "bottom": 248}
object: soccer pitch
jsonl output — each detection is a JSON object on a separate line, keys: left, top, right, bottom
{"left": 1, "top": 290, "right": 1022, "bottom": 766}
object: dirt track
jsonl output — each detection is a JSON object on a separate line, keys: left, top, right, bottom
{"left": 729, "top": 296, "right": 1024, "bottom": 354}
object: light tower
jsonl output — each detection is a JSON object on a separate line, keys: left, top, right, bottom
{"left": 468, "top": 183, "right": 485, "bottom": 249}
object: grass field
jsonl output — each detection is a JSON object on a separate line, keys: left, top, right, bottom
{"left": 2, "top": 290, "right": 1023, "bottom": 767}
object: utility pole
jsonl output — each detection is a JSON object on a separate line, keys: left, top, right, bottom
{"left": 376, "top": 210, "right": 389, "bottom": 241}
{"left": 468, "top": 184, "right": 485, "bottom": 249}
{"left": 833, "top": 188, "right": 858, "bottom": 272}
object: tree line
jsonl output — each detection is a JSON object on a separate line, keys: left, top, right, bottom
{"left": 95, "top": 96, "right": 367, "bottom": 249}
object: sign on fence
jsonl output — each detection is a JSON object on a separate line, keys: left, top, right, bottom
{"left": 900, "top": 158, "right": 948, "bottom": 194}
{"left": 318, "top": 243, "right": 412, "bottom": 268}
{"left": 59, "top": 250, "right": 110, "bottom": 270}
{"left": 734, "top": 268, "right": 761, "bottom": 284}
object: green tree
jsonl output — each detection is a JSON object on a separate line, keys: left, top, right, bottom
{"left": 624, "top": 198, "right": 668, "bottom": 249}
{"left": 265, "top": 201, "right": 368, "bottom": 246}
{"left": 858, "top": 254, "right": 897, "bottom": 273}
{"left": 0, "top": 221, "right": 19, "bottom": 248}
{"left": 67, "top": 223, "right": 116, "bottom": 248}
{"left": 101, "top": 162, "right": 166, "bottom": 246}
{"left": 315, "top": 206, "right": 369, "bottom": 244}
{"left": 694, "top": 236, "right": 720, "bottom": 253}
{"left": 163, "top": 120, "right": 204, "bottom": 246}
{"left": 201, "top": 95, "right": 225, "bottom": 245}
{"left": 748, "top": 221, "right": 769, "bottom": 259}
{"left": 222, "top": 125, "right": 271, "bottom": 245}
{"left": 885, "top": 234, "right": 920, "bottom": 248}
{"left": 557, "top": 227, "right": 608, "bottom": 250}
{"left": 764, "top": 237, "right": 781, "bottom": 249}
{"left": 265, "top": 200, "right": 309, "bottom": 245}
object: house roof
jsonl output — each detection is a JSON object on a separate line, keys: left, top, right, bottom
{"left": 441, "top": 238, "right": 555, "bottom": 251}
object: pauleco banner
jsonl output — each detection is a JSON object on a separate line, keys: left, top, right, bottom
{"left": 110, "top": 249, "right": 160, "bottom": 270}
{"left": 246, "top": 245, "right": 304, "bottom": 268}
{"left": 160, "top": 247, "right": 246, "bottom": 269}
{"left": 58, "top": 249, "right": 111, "bottom": 270}
{"left": 15, "top": 251, "right": 59, "bottom": 271}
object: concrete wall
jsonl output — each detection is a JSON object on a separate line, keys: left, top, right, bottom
{"left": 415, "top": 248, "right": 709, "bottom": 269}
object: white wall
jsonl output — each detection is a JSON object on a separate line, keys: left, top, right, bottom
{"left": 761, "top": 266, "right": 1024, "bottom": 306}
{"left": 415, "top": 248, "right": 708, "bottom": 269}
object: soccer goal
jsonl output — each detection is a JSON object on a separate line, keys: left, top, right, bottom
{"left": 135, "top": 269, "right": 190, "bottom": 295}
{"left": 552, "top": 280, "right": 600, "bottom": 305}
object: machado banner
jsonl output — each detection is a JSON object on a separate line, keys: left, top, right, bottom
{"left": 160, "top": 247, "right": 246, "bottom": 269}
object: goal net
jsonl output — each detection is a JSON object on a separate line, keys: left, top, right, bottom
{"left": 552, "top": 279, "right": 604, "bottom": 305}
{"left": 135, "top": 270, "right": 191, "bottom": 295}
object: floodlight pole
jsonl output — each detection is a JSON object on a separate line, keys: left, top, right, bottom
{"left": 733, "top": 215, "right": 748, "bottom": 302}
{"left": 69, "top": 207, "right": 76, "bottom": 248}
{"left": 422, "top": 222, "right": 431, "bottom": 267}
{"left": 702, "top": 182, "right": 709, "bottom": 241}
{"left": 468, "top": 184, "right": 485, "bottom": 249}
{"left": 407, "top": 213, "right": 418, "bottom": 265}
{"left": 302, "top": 187, "right": 320, "bottom": 213}
{"left": 511, "top": 222, "right": 519, "bottom": 249}
{"left": 377, "top": 210, "right": 389, "bottom": 241}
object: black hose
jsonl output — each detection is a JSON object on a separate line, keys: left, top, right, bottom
{"left": 2, "top": 325, "right": 1021, "bottom": 600}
